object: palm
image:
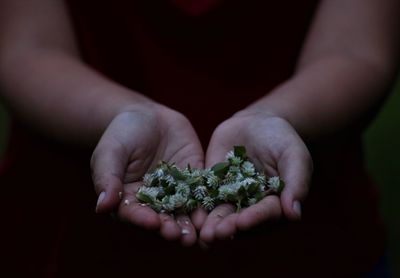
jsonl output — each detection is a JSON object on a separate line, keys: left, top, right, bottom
{"left": 92, "top": 106, "right": 205, "bottom": 246}
{"left": 200, "top": 111, "right": 312, "bottom": 242}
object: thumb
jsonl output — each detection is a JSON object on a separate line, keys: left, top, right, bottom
{"left": 278, "top": 146, "right": 313, "bottom": 221}
{"left": 205, "top": 136, "right": 232, "bottom": 169}
{"left": 91, "top": 139, "right": 128, "bottom": 213}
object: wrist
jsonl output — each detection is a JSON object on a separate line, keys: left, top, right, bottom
{"left": 113, "top": 101, "right": 183, "bottom": 134}
{"left": 234, "top": 95, "right": 310, "bottom": 142}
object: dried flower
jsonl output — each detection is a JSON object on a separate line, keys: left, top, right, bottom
{"left": 202, "top": 196, "right": 215, "bottom": 211}
{"left": 267, "top": 176, "right": 285, "bottom": 194}
{"left": 136, "top": 146, "right": 285, "bottom": 214}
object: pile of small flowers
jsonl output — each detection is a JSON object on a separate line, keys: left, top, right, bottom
{"left": 136, "top": 146, "right": 284, "bottom": 214}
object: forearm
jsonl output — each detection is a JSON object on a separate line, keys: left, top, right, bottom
{"left": 245, "top": 55, "right": 397, "bottom": 141}
{"left": 243, "top": 0, "right": 399, "bottom": 142}
{"left": 0, "top": 49, "right": 155, "bottom": 145}
{"left": 0, "top": 0, "right": 158, "bottom": 146}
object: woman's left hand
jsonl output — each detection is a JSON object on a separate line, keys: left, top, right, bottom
{"left": 199, "top": 110, "right": 313, "bottom": 243}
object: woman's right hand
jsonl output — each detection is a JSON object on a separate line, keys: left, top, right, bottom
{"left": 91, "top": 104, "right": 206, "bottom": 246}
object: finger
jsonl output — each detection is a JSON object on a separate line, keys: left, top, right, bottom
{"left": 117, "top": 182, "right": 160, "bottom": 230}
{"left": 278, "top": 145, "right": 313, "bottom": 220}
{"left": 236, "top": 195, "right": 281, "bottom": 230}
{"left": 215, "top": 213, "right": 238, "bottom": 240}
{"left": 176, "top": 215, "right": 197, "bottom": 247}
{"left": 200, "top": 204, "right": 235, "bottom": 243}
{"left": 159, "top": 213, "right": 181, "bottom": 241}
{"left": 205, "top": 146, "right": 229, "bottom": 168}
{"left": 118, "top": 198, "right": 160, "bottom": 230}
{"left": 205, "top": 130, "right": 232, "bottom": 168}
{"left": 191, "top": 207, "right": 208, "bottom": 230}
{"left": 91, "top": 140, "right": 128, "bottom": 213}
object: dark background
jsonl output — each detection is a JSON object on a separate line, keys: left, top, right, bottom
{"left": 0, "top": 77, "right": 399, "bottom": 276}
{"left": 363, "top": 77, "right": 400, "bottom": 277}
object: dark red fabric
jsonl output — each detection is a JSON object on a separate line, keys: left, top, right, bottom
{"left": 171, "top": 0, "right": 224, "bottom": 16}
{"left": 67, "top": 0, "right": 318, "bottom": 146}
{"left": 0, "top": 1, "right": 386, "bottom": 277}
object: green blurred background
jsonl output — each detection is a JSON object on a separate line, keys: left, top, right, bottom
{"left": 364, "top": 78, "right": 400, "bottom": 277}
{"left": 0, "top": 79, "right": 399, "bottom": 276}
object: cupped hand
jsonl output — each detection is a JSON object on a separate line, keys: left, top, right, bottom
{"left": 91, "top": 104, "right": 206, "bottom": 246}
{"left": 200, "top": 110, "right": 313, "bottom": 243}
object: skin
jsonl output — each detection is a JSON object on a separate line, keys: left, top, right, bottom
{"left": 91, "top": 107, "right": 206, "bottom": 246}
{"left": 0, "top": 0, "right": 398, "bottom": 246}
{"left": 199, "top": 0, "right": 399, "bottom": 242}
{"left": 201, "top": 113, "right": 311, "bottom": 242}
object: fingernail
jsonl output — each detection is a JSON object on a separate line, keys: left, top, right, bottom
{"left": 96, "top": 192, "right": 106, "bottom": 212}
{"left": 181, "top": 229, "right": 190, "bottom": 235}
{"left": 293, "top": 200, "right": 302, "bottom": 218}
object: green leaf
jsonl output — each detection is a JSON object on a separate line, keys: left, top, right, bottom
{"left": 247, "top": 182, "right": 259, "bottom": 195}
{"left": 211, "top": 162, "right": 230, "bottom": 178}
{"left": 186, "top": 176, "right": 202, "bottom": 185}
{"left": 150, "top": 201, "right": 162, "bottom": 213}
{"left": 136, "top": 192, "right": 154, "bottom": 205}
{"left": 183, "top": 199, "right": 198, "bottom": 213}
{"left": 238, "top": 185, "right": 247, "bottom": 199}
{"left": 169, "top": 166, "right": 186, "bottom": 180}
{"left": 254, "top": 192, "right": 265, "bottom": 202}
{"left": 208, "top": 188, "right": 219, "bottom": 198}
{"left": 160, "top": 179, "right": 169, "bottom": 187}
{"left": 233, "top": 146, "right": 247, "bottom": 159}
{"left": 150, "top": 178, "right": 158, "bottom": 187}
{"left": 226, "top": 193, "right": 238, "bottom": 202}
{"left": 163, "top": 185, "right": 176, "bottom": 195}
{"left": 275, "top": 179, "right": 285, "bottom": 194}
